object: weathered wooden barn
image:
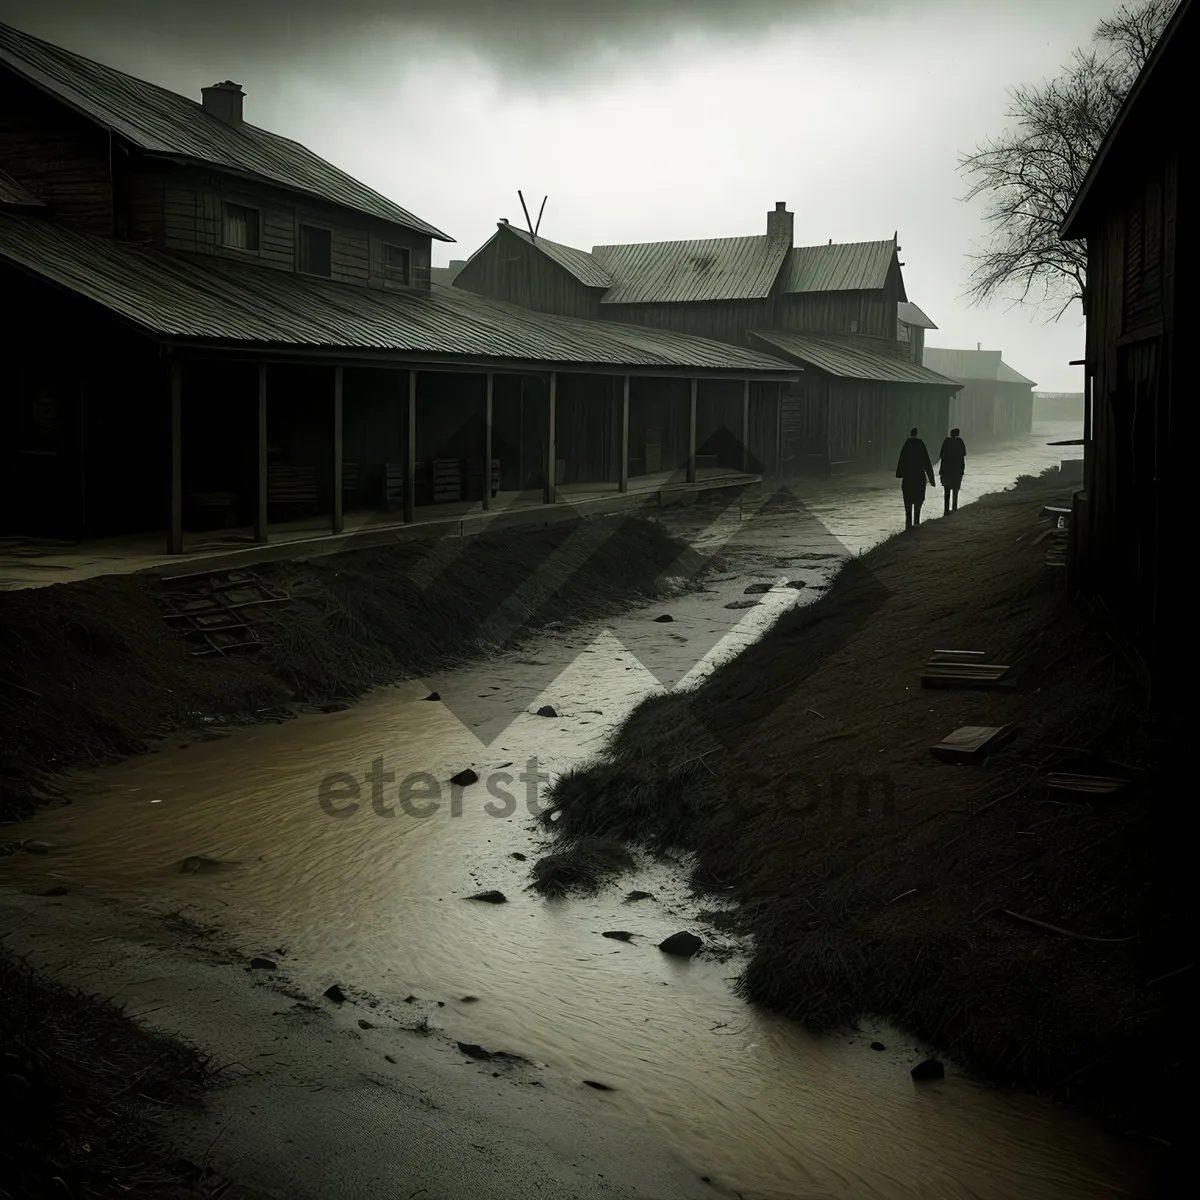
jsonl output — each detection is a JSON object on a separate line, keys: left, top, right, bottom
{"left": 921, "top": 347, "right": 1036, "bottom": 446}
{"left": 453, "top": 208, "right": 962, "bottom": 475}
{"left": 1059, "top": 0, "right": 1195, "bottom": 683}
{"left": 0, "top": 22, "right": 796, "bottom": 553}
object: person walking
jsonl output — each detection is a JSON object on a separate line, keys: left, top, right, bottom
{"left": 896, "top": 428, "right": 935, "bottom": 529}
{"left": 938, "top": 428, "right": 967, "bottom": 515}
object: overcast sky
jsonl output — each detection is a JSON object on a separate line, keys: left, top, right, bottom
{"left": 2, "top": 0, "right": 1125, "bottom": 391}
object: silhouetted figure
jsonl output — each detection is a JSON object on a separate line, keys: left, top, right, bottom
{"left": 896, "top": 428, "right": 935, "bottom": 529}
{"left": 938, "top": 428, "right": 967, "bottom": 515}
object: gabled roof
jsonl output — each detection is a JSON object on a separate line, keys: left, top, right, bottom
{"left": 897, "top": 300, "right": 937, "bottom": 330}
{"left": 0, "top": 167, "right": 44, "bottom": 207}
{"left": 498, "top": 224, "right": 614, "bottom": 289}
{"left": 592, "top": 235, "right": 789, "bottom": 304}
{"left": 750, "top": 331, "right": 962, "bottom": 387}
{"left": 0, "top": 211, "right": 798, "bottom": 377}
{"left": 777, "top": 240, "right": 897, "bottom": 294}
{"left": 923, "top": 347, "right": 1036, "bottom": 387}
{"left": 1061, "top": 0, "right": 1192, "bottom": 239}
{"left": 0, "top": 21, "right": 451, "bottom": 241}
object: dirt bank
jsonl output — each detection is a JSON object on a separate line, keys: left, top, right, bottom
{"left": 542, "top": 472, "right": 1189, "bottom": 1164}
{"left": 0, "top": 511, "right": 700, "bottom": 825}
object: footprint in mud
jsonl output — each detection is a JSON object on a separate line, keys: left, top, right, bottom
{"left": 178, "top": 855, "right": 240, "bottom": 875}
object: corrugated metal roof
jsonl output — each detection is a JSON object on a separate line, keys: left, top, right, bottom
{"left": 0, "top": 212, "right": 796, "bottom": 376}
{"left": 592, "top": 235, "right": 789, "bottom": 304}
{"left": 0, "top": 167, "right": 44, "bottom": 206}
{"left": 897, "top": 300, "right": 937, "bottom": 330}
{"left": 0, "top": 21, "right": 451, "bottom": 241}
{"left": 924, "top": 347, "right": 1036, "bottom": 387}
{"left": 749, "top": 330, "right": 962, "bottom": 387}
{"left": 778, "top": 240, "right": 896, "bottom": 294}
{"left": 499, "top": 224, "right": 613, "bottom": 289}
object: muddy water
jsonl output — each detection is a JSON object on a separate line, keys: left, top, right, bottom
{"left": 9, "top": 427, "right": 1147, "bottom": 1199}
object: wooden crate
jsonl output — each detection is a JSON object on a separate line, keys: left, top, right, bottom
{"left": 267, "top": 464, "right": 318, "bottom": 514}
{"left": 383, "top": 461, "right": 427, "bottom": 510}
{"left": 432, "top": 458, "right": 463, "bottom": 504}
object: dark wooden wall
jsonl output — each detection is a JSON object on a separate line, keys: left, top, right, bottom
{"left": 454, "top": 230, "right": 602, "bottom": 318}
{"left": 601, "top": 298, "right": 770, "bottom": 346}
{"left": 0, "top": 68, "right": 114, "bottom": 235}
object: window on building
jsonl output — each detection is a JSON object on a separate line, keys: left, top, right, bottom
{"left": 223, "top": 202, "right": 260, "bottom": 252}
{"left": 383, "top": 244, "right": 411, "bottom": 288}
{"left": 298, "top": 224, "right": 332, "bottom": 277}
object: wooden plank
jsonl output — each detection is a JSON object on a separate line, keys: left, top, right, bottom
{"left": 619, "top": 376, "right": 630, "bottom": 494}
{"left": 687, "top": 378, "right": 698, "bottom": 483}
{"left": 930, "top": 725, "right": 1018, "bottom": 764}
{"left": 742, "top": 379, "right": 751, "bottom": 473}
{"left": 332, "top": 366, "right": 344, "bottom": 534}
{"left": 255, "top": 363, "right": 268, "bottom": 543}
{"left": 545, "top": 372, "right": 557, "bottom": 504}
{"left": 405, "top": 370, "right": 417, "bottom": 523}
{"left": 483, "top": 372, "right": 494, "bottom": 510}
{"left": 168, "top": 357, "right": 183, "bottom": 554}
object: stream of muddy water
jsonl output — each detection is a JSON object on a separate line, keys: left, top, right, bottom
{"left": 8, "top": 426, "right": 1150, "bottom": 1199}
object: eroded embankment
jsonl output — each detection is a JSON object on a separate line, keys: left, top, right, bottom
{"left": 0, "top": 513, "right": 697, "bottom": 825}
{"left": 542, "top": 474, "right": 1189, "bottom": 1153}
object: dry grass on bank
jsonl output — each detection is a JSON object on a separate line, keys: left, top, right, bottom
{"left": 543, "top": 473, "right": 1189, "bottom": 1141}
{"left": 0, "top": 514, "right": 694, "bottom": 824}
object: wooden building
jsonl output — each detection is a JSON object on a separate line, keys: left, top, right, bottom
{"left": 1059, "top": 0, "right": 1195, "bottom": 683}
{"left": 453, "top": 207, "right": 962, "bottom": 475}
{"left": 921, "top": 347, "right": 1036, "bottom": 446}
{"left": 0, "top": 22, "right": 796, "bottom": 553}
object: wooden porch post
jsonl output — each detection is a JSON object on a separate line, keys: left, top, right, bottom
{"left": 544, "top": 372, "right": 557, "bottom": 504}
{"left": 774, "top": 384, "right": 784, "bottom": 479}
{"left": 619, "top": 375, "right": 630, "bottom": 493}
{"left": 255, "top": 363, "right": 268, "bottom": 543}
{"left": 482, "top": 372, "right": 494, "bottom": 511}
{"left": 332, "top": 366, "right": 344, "bottom": 534}
{"left": 686, "top": 378, "right": 698, "bottom": 483}
{"left": 404, "top": 369, "right": 417, "bottom": 524}
{"left": 168, "top": 356, "right": 183, "bottom": 554}
{"left": 741, "top": 379, "right": 751, "bottom": 474}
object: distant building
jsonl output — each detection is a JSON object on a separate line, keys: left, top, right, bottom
{"left": 1059, "top": 0, "right": 1194, "bottom": 685}
{"left": 1033, "top": 392, "right": 1085, "bottom": 423}
{"left": 430, "top": 258, "right": 466, "bottom": 286}
{"left": 453, "top": 207, "right": 962, "bottom": 475}
{"left": 921, "top": 347, "right": 1036, "bottom": 444}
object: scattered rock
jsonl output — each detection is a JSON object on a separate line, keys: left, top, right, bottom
{"left": 658, "top": 931, "right": 703, "bottom": 958}
{"left": 510, "top": 852, "right": 527, "bottom": 861}
{"left": 583, "top": 1079, "right": 614, "bottom": 1091}
{"left": 323, "top": 984, "right": 347, "bottom": 1004}
{"left": 249, "top": 957, "right": 277, "bottom": 970}
{"left": 404, "top": 995, "right": 417, "bottom": 1003}
{"left": 786, "top": 580, "right": 808, "bottom": 589}
{"left": 179, "top": 855, "right": 223, "bottom": 874}
{"left": 39, "top": 885, "right": 69, "bottom": 897}
{"left": 910, "top": 1059, "right": 945, "bottom": 1082}
{"left": 870, "top": 1041, "right": 887, "bottom": 1051}
{"left": 384, "top": 1055, "right": 397, "bottom": 1064}
{"left": 496, "top": 762, "right": 513, "bottom": 769}
{"left": 457, "top": 1042, "right": 496, "bottom": 1060}
{"left": 625, "top": 890, "right": 655, "bottom": 902}
{"left": 466, "top": 890, "right": 507, "bottom": 904}
{"left": 535, "top": 705, "right": 558, "bottom": 718}
{"left": 723, "top": 600, "right": 759, "bottom": 610}
{"left": 450, "top": 768, "right": 479, "bottom": 787}
{"left": 423, "top": 692, "right": 441, "bottom": 702}
{"left": 20, "top": 840, "right": 51, "bottom": 855}
{"left": 461, "top": 995, "right": 480, "bottom": 1003}
{"left": 358, "top": 1019, "right": 374, "bottom": 1030}
{"left": 653, "top": 614, "right": 674, "bottom": 623}
{"left": 743, "top": 582, "right": 773, "bottom": 594}
{"left": 602, "top": 931, "right": 635, "bottom": 942}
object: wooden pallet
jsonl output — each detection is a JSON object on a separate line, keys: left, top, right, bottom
{"left": 157, "top": 569, "right": 290, "bottom": 657}
{"left": 383, "top": 461, "right": 427, "bottom": 509}
{"left": 432, "top": 458, "right": 464, "bottom": 504}
{"left": 268, "top": 464, "right": 318, "bottom": 513}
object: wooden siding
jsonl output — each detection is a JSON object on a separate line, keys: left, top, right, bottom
{"left": 601, "top": 299, "right": 769, "bottom": 347}
{"left": 774, "top": 289, "right": 894, "bottom": 339}
{"left": 455, "top": 233, "right": 602, "bottom": 318}
{"left": 0, "top": 68, "right": 113, "bottom": 235}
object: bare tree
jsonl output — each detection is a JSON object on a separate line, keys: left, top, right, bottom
{"left": 959, "top": 0, "right": 1178, "bottom": 319}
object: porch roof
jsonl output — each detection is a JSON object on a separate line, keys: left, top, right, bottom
{"left": 748, "top": 330, "right": 962, "bottom": 387}
{"left": 0, "top": 213, "right": 800, "bottom": 380}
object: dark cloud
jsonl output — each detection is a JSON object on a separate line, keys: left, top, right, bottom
{"left": 2, "top": 0, "right": 900, "bottom": 77}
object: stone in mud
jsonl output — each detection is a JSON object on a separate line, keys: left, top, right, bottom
{"left": 535, "top": 705, "right": 558, "bottom": 718}
{"left": 723, "top": 600, "right": 759, "bottom": 610}
{"left": 910, "top": 1059, "right": 945, "bottom": 1081}
{"left": 653, "top": 614, "right": 674, "bottom": 623}
{"left": 870, "top": 1041, "right": 887, "bottom": 1051}
{"left": 404, "top": 995, "right": 417, "bottom": 1003}
{"left": 466, "top": 890, "right": 507, "bottom": 903}
{"left": 743, "top": 582, "right": 772, "bottom": 595}
{"left": 249, "top": 957, "right": 277, "bottom": 970}
{"left": 39, "top": 885, "right": 69, "bottom": 897}
{"left": 460, "top": 996, "right": 480, "bottom": 1003}
{"left": 384, "top": 1054, "right": 397, "bottom": 1064}
{"left": 582, "top": 1079, "right": 614, "bottom": 1091}
{"left": 457, "top": 1042, "right": 496, "bottom": 1060}
{"left": 625, "top": 890, "right": 655, "bottom": 902}
{"left": 323, "top": 984, "right": 347, "bottom": 1004}
{"left": 602, "top": 931, "right": 635, "bottom": 942}
{"left": 510, "top": 852, "right": 527, "bottom": 861}
{"left": 180, "top": 855, "right": 222, "bottom": 873}
{"left": 423, "top": 691, "right": 441, "bottom": 702}
{"left": 450, "top": 768, "right": 479, "bottom": 787}
{"left": 786, "top": 580, "right": 808, "bottom": 589}
{"left": 358, "top": 1019, "right": 374, "bottom": 1029}
{"left": 20, "top": 840, "right": 51, "bottom": 855}
{"left": 658, "top": 931, "right": 703, "bottom": 958}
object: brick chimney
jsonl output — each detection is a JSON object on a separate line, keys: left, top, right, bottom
{"left": 201, "top": 81, "right": 245, "bottom": 125}
{"left": 766, "top": 201, "right": 793, "bottom": 246}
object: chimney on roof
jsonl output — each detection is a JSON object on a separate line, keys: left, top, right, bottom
{"left": 977, "top": 342, "right": 982, "bottom": 351}
{"left": 498, "top": 218, "right": 510, "bottom": 226}
{"left": 766, "top": 201, "right": 793, "bottom": 247}
{"left": 201, "top": 81, "right": 245, "bottom": 125}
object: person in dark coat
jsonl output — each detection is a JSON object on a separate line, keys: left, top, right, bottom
{"left": 938, "top": 428, "right": 967, "bottom": 515}
{"left": 895, "top": 428, "right": 936, "bottom": 529}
